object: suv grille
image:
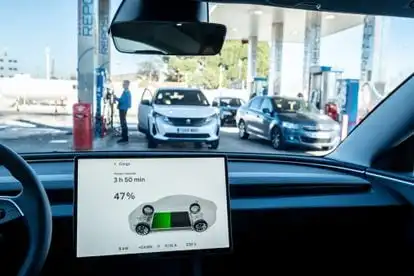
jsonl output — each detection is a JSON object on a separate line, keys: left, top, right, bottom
{"left": 169, "top": 117, "right": 207, "bottom": 126}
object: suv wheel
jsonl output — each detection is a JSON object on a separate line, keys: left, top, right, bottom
{"left": 147, "top": 137, "right": 158, "bottom": 148}
{"left": 208, "top": 140, "right": 219, "bottom": 150}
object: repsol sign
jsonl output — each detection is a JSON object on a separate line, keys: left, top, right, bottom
{"left": 360, "top": 16, "right": 374, "bottom": 80}
{"left": 79, "top": 0, "right": 94, "bottom": 37}
{"left": 99, "top": 15, "right": 109, "bottom": 54}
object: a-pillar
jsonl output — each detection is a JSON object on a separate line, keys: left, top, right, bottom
{"left": 268, "top": 22, "right": 284, "bottom": 96}
{"left": 247, "top": 10, "right": 260, "bottom": 97}
{"left": 77, "top": 0, "right": 98, "bottom": 105}
{"left": 302, "top": 11, "right": 321, "bottom": 97}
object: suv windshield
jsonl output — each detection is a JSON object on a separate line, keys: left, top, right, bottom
{"left": 0, "top": 0, "right": 411, "bottom": 156}
{"left": 154, "top": 90, "right": 209, "bottom": 106}
{"left": 219, "top": 98, "right": 243, "bottom": 107}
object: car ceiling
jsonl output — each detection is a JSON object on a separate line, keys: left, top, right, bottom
{"left": 205, "top": 0, "right": 414, "bottom": 18}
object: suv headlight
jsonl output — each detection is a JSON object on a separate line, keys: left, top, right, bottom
{"left": 205, "top": 114, "right": 219, "bottom": 124}
{"left": 281, "top": 122, "right": 299, "bottom": 129}
{"left": 152, "top": 111, "right": 170, "bottom": 123}
{"left": 333, "top": 123, "right": 340, "bottom": 131}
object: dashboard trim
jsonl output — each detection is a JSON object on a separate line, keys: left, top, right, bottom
{"left": 0, "top": 154, "right": 407, "bottom": 219}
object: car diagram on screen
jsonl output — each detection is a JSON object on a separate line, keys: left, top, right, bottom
{"left": 128, "top": 195, "right": 217, "bottom": 236}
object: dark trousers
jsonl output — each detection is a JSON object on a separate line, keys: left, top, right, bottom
{"left": 119, "top": 109, "right": 128, "bottom": 140}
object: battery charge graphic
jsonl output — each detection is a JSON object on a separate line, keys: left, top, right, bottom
{"left": 152, "top": 212, "right": 191, "bottom": 229}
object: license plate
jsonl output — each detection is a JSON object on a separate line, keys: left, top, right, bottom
{"left": 304, "top": 131, "right": 331, "bottom": 139}
{"left": 177, "top": 128, "right": 198, "bottom": 133}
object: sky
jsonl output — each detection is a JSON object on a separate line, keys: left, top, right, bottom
{"left": 0, "top": 0, "right": 413, "bottom": 93}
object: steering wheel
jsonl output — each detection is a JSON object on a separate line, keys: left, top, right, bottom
{"left": 0, "top": 144, "right": 52, "bottom": 276}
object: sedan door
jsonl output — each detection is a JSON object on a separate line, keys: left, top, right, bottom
{"left": 245, "top": 97, "right": 264, "bottom": 135}
{"left": 256, "top": 98, "right": 274, "bottom": 138}
{"left": 138, "top": 88, "right": 153, "bottom": 133}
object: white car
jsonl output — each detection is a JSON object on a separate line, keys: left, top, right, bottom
{"left": 128, "top": 195, "right": 217, "bottom": 235}
{"left": 137, "top": 88, "right": 220, "bottom": 149}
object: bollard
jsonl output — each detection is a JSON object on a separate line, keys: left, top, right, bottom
{"left": 340, "top": 114, "right": 349, "bottom": 141}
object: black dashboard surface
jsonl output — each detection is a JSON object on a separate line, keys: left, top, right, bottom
{"left": 0, "top": 158, "right": 405, "bottom": 215}
{"left": 0, "top": 156, "right": 411, "bottom": 275}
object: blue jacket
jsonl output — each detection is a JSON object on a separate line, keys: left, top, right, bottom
{"left": 117, "top": 90, "right": 131, "bottom": 110}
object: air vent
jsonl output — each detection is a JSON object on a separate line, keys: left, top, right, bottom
{"left": 0, "top": 188, "right": 73, "bottom": 205}
{"left": 230, "top": 183, "right": 371, "bottom": 199}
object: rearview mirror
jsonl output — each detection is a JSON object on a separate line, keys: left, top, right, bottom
{"left": 212, "top": 102, "right": 218, "bottom": 107}
{"left": 109, "top": 0, "right": 227, "bottom": 56}
{"left": 141, "top": 99, "right": 151, "bottom": 106}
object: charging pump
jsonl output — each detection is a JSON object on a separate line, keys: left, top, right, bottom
{"left": 95, "top": 67, "right": 113, "bottom": 138}
{"left": 308, "top": 66, "right": 343, "bottom": 112}
{"left": 337, "top": 79, "right": 360, "bottom": 135}
{"left": 250, "top": 77, "right": 268, "bottom": 99}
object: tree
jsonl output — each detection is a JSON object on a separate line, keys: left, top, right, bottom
{"left": 164, "top": 40, "right": 269, "bottom": 89}
{"left": 136, "top": 56, "right": 166, "bottom": 81}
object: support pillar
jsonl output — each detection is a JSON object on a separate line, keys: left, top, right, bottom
{"left": 360, "top": 16, "right": 375, "bottom": 84}
{"left": 359, "top": 16, "right": 387, "bottom": 118}
{"left": 247, "top": 11, "right": 260, "bottom": 96}
{"left": 98, "top": 0, "right": 111, "bottom": 74}
{"left": 77, "top": 0, "right": 98, "bottom": 105}
{"left": 247, "top": 35, "right": 258, "bottom": 95}
{"left": 302, "top": 11, "right": 321, "bottom": 96}
{"left": 268, "top": 22, "right": 283, "bottom": 96}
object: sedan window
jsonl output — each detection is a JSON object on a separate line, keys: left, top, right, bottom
{"left": 249, "top": 97, "right": 263, "bottom": 110}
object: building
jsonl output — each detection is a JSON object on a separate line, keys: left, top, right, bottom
{"left": 0, "top": 51, "right": 19, "bottom": 78}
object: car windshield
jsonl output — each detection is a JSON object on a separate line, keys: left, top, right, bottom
{"left": 273, "top": 98, "right": 319, "bottom": 113}
{"left": 219, "top": 98, "right": 243, "bottom": 107}
{"left": 0, "top": 0, "right": 412, "bottom": 157}
{"left": 153, "top": 90, "right": 209, "bottom": 106}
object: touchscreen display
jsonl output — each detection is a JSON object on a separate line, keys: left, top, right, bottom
{"left": 75, "top": 157, "right": 230, "bottom": 258}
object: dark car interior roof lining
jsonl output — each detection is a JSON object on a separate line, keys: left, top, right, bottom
{"left": 205, "top": 0, "right": 414, "bottom": 18}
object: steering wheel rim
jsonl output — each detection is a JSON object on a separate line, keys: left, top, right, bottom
{"left": 0, "top": 144, "right": 52, "bottom": 276}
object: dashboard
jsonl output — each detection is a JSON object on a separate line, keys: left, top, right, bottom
{"left": 0, "top": 153, "right": 411, "bottom": 275}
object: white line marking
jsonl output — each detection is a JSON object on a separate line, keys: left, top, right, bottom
{"left": 49, "top": 140, "right": 68, "bottom": 144}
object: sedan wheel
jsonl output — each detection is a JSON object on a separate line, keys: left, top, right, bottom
{"left": 271, "top": 127, "right": 284, "bottom": 150}
{"left": 238, "top": 121, "right": 249, "bottom": 139}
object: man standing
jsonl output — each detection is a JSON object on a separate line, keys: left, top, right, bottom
{"left": 115, "top": 80, "right": 132, "bottom": 143}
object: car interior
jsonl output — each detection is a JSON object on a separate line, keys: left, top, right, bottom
{"left": 1, "top": 0, "right": 414, "bottom": 275}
